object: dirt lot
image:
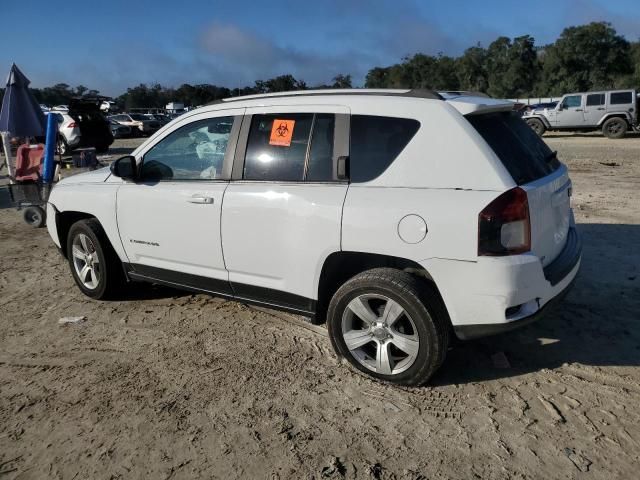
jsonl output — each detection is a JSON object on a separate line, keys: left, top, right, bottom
{"left": 1, "top": 133, "right": 639, "bottom": 479}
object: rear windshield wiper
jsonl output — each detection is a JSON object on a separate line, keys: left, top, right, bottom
{"left": 545, "top": 150, "right": 558, "bottom": 163}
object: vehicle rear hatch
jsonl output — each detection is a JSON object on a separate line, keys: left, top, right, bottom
{"left": 68, "top": 98, "right": 114, "bottom": 148}
{"left": 463, "top": 106, "right": 571, "bottom": 266}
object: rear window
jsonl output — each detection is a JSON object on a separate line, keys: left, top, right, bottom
{"left": 466, "top": 112, "right": 560, "bottom": 185}
{"left": 610, "top": 92, "right": 633, "bottom": 105}
{"left": 350, "top": 115, "right": 420, "bottom": 182}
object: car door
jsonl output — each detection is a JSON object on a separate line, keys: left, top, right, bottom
{"left": 554, "top": 94, "right": 586, "bottom": 127}
{"left": 116, "top": 109, "right": 243, "bottom": 293}
{"left": 221, "top": 106, "right": 350, "bottom": 314}
{"left": 583, "top": 92, "right": 606, "bottom": 125}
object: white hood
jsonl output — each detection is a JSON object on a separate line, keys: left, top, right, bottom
{"left": 57, "top": 166, "right": 112, "bottom": 185}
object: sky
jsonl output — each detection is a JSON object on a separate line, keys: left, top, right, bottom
{"left": 1, "top": 0, "right": 639, "bottom": 97}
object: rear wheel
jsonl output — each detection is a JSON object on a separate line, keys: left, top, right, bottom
{"left": 66, "top": 219, "right": 123, "bottom": 299}
{"left": 526, "top": 118, "right": 546, "bottom": 136}
{"left": 22, "top": 206, "right": 46, "bottom": 228}
{"left": 602, "top": 117, "right": 628, "bottom": 139}
{"left": 327, "top": 268, "right": 449, "bottom": 386}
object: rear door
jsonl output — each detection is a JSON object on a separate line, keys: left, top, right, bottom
{"left": 467, "top": 112, "right": 571, "bottom": 266}
{"left": 221, "top": 106, "right": 349, "bottom": 312}
{"left": 583, "top": 92, "right": 606, "bottom": 126}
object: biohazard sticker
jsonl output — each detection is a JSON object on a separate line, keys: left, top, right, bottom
{"left": 269, "top": 119, "right": 295, "bottom": 146}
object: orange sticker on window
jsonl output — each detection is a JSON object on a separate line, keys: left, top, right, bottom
{"left": 269, "top": 119, "right": 295, "bottom": 146}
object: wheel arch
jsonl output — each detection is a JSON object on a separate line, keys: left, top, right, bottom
{"left": 597, "top": 112, "right": 632, "bottom": 127}
{"left": 55, "top": 211, "right": 100, "bottom": 258}
{"left": 525, "top": 114, "right": 551, "bottom": 128}
{"left": 315, "top": 251, "right": 450, "bottom": 325}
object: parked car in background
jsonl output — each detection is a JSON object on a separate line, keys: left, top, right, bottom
{"left": 46, "top": 89, "right": 581, "bottom": 386}
{"left": 144, "top": 113, "right": 171, "bottom": 126}
{"left": 523, "top": 89, "right": 638, "bottom": 138}
{"left": 47, "top": 99, "right": 114, "bottom": 154}
{"left": 51, "top": 105, "right": 69, "bottom": 112}
{"left": 39, "top": 104, "right": 49, "bottom": 112}
{"left": 100, "top": 101, "right": 118, "bottom": 113}
{"left": 46, "top": 111, "right": 81, "bottom": 154}
{"left": 110, "top": 119, "right": 132, "bottom": 139}
{"left": 109, "top": 113, "right": 161, "bottom": 136}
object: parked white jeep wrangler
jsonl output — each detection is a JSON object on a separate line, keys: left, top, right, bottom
{"left": 46, "top": 89, "right": 582, "bottom": 385}
{"left": 523, "top": 89, "right": 638, "bottom": 139}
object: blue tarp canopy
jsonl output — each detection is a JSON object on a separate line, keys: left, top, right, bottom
{"left": 0, "top": 63, "right": 46, "bottom": 137}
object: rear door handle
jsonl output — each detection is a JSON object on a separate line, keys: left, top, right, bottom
{"left": 188, "top": 195, "right": 214, "bottom": 204}
{"left": 575, "top": 109, "right": 583, "bottom": 111}
{"left": 597, "top": 107, "right": 605, "bottom": 110}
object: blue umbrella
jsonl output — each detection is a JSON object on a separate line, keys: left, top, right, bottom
{"left": 0, "top": 63, "right": 46, "bottom": 137}
{"left": 0, "top": 64, "right": 46, "bottom": 181}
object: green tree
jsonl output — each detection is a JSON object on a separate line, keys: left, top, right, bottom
{"left": 456, "top": 45, "right": 488, "bottom": 92}
{"left": 485, "top": 35, "right": 538, "bottom": 98}
{"left": 539, "top": 22, "right": 632, "bottom": 94}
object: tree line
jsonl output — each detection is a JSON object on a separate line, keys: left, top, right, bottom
{"left": 1, "top": 22, "right": 638, "bottom": 110}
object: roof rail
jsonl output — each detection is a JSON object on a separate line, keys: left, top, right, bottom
{"left": 207, "top": 88, "right": 443, "bottom": 105}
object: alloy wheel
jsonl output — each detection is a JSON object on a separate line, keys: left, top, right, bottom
{"left": 341, "top": 294, "right": 420, "bottom": 375}
{"left": 71, "top": 233, "right": 100, "bottom": 290}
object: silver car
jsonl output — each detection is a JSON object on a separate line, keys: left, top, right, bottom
{"left": 524, "top": 89, "right": 638, "bottom": 139}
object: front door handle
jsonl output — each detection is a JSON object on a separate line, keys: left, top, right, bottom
{"left": 188, "top": 195, "right": 214, "bottom": 204}
{"left": 575, "top": 109, "right": 583, "bottom": 111}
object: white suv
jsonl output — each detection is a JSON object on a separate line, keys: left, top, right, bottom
{"left": 46, "top": 89, "right": 582, "bottom": 385}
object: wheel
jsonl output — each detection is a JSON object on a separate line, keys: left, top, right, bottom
{"left": 56, "top": 136, "right": 69, "bottom": 156}
{"left": 602, "top": 117, "right": 628, "bottom": 139}
{"left": 66, "top": 219, "right": 123, "bottom": 299}
{"left": 526, "top": 118, "right": 546, "bottom": 136}
{"left": 327, "top": 268, "right": 450, "bottom": 386}
{"left": 22, "top": 206, "right": 46, "bottom": 228}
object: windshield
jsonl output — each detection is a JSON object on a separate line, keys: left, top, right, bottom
{"left": 466, "top": 111, "right": 560, "bottom": 185}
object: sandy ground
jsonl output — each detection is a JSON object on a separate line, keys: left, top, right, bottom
{"left": 0, "top": 133, "right": 639, "bottom": 479}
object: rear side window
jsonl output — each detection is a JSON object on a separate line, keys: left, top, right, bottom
{"left": 586, "top": 94, "right": 605, "bottom": 106}
{"left": 467, "top": 112, "right": 560, "bottom": 185}
{"left": 349, "top": 115, "right": 420, "bottom": 183}
{"left": 610, "top": 92, "right": 633, "bottom": 105}
{"left": 243, "top": 113, "right": 336, "bottom": 182}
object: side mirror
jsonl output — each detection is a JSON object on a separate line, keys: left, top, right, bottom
{"left": 110, "top": 155, "right": 137, "bottom": 180}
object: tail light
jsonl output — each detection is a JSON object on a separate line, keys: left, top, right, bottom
{"left": 478, "top": 187, "right": 531, "bottom": 256}
{"left": 66, "top": 121, "right": 77, "bottom": 128}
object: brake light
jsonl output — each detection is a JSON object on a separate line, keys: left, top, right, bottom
{"left": 478, "top": 187, "right": 531, "bottom": 256}
{"left": 66, "top": 121, "right": 77, "bottom": 128}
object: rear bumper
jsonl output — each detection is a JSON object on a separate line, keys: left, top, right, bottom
{"left": 421, "top": 226, "right": 582, "bottom": 340}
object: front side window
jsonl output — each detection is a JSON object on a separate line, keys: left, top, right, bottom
{"left": 561, "top": 95, "right": 582, "bottom": 108}
{"left": 140, "top": 116, "right": 234, "bottom": 181}
{"left": 349, "top": 115, "right": 420, "bottom": 183}
{"left": 243, "top": 113, "right": 337, "bottom": 182}
{"left": 586, "top": 94, "right": 605, "bottom": 106}
{"left": 610, "top": 92, "right": 633, "bottom": 105}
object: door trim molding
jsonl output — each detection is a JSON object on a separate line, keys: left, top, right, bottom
{"left": 124, "top": 263, "right": 316, "bottom": 317}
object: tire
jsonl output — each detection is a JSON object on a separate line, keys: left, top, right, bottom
{"left": 22, "top": 206, "right": 46, "bottom": 228}
{"left": 327, "top": 268, "right": 450, "bottom": 386}
{"left": 526, "top": 118, "right": 546, "bottom": 136}
{"left": 66, "top": 219, "right": 124, "bottom": 299}
{"left": 56, "top": 136, "right": 69, "bottom": 156}
{"left": 602, "top": 117, "right": 628, "bottom": 139}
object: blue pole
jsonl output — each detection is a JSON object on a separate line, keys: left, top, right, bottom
{"left": 42, "top": 113, "right": 57, "bottom": 183}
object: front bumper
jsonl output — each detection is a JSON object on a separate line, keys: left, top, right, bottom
{"left": 422, "top": 226, "right": 582, "bottom": 340}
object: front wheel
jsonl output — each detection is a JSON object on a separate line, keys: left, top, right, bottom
{"left": 602, "top": 117, "right": 628, "bottom": 139}
{"left": 66, "top": 219, "right": 123, "bottom": 299}
{"left": 327, "top": 268, "right": 450, "bottom": 386}
{"left": 526, "top": 118, "right": 546, "bottom": 136}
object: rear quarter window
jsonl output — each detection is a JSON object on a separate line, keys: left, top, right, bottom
{"left": 466, "top": 111, "right": 560, "bottom": 185}
{"left": 350, "top": 115, "right": 420, "bottom": 183}
{"left": 610, "top": 92, "right": 633, "bottom": 105}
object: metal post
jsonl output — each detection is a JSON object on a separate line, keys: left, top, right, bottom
{"left": 1, "top": 131, "right": 15, "bottom": 183}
